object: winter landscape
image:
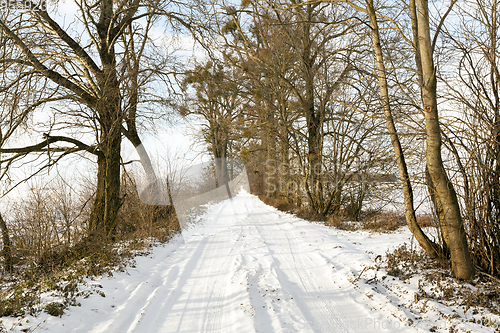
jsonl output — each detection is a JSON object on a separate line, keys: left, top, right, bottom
{"left": 1, "top": 190, "right": 499, "bottom": 332}
{"left": 1, "top": 0, "right": 500, "bottom": 332}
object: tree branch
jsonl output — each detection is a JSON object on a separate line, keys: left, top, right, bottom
{"left": 0, "top": 134, "right": 101, "bottom": 156}
{"left": 35, "top": 10, "right": 102, "bottom": 79}
{"left": 0, "top": 19, "right": 97, "bottom": 106}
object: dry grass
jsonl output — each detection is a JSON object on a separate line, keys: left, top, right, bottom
{"left": 258, "top": 195, "right": 328, "bottom": 222}
{"left": 258, "top": 195, "right": 296, "bottom": 213}
{"left": 383, "top": 244, "right": 500, "bottom": 317}
{"left": 295, "top": 207, "right": 326, "bottom": 221}
{"left": 0, "top": 175, "right": 180, "bottom": 318}
{"left": 325, "top": 211, "right": 437, "bottom": 233}
{"left": 361, "top": 211, "right": 406, "bottom": 232}
{"left": 324, "top": 215, "right": 358, "bottom": 231}
{"left": 258, "top": 194, "right": 434, "bottom": 234}
{"left": 416, "top": 213, "right": 435, "bottom": 228}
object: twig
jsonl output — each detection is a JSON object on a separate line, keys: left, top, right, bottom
{"left": 353, "top": 267, "right": 368, "bottom": 283}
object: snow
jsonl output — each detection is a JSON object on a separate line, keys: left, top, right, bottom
{"left": 2, "top": 190, "right": 498, "bottom": 332}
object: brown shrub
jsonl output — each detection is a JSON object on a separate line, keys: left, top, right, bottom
{"left": 118, "top": 174, "right": 180, "bottom": 243}
{"left": 361, "top": 211, "right": 406, "bottom": 232}
{"left": 295, "top": 207, "right": 326, "bottom": 222}
{"left": 324, "top": 215, "right": 357, "bottom": 231}
{"left": 258, "top": 195, "right": 296, "bottom": 213}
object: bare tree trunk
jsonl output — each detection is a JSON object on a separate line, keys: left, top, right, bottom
{"left": 0, "top": 212, "right": 12, "bottom": 272}
{"left": 301, "top": 4, "right": 324, "bottom": 213}
{"left": 88, "top": 0, "right": 123, "bottom": 236}
{"left": 414, "top": 0, "right": 474, "bottom": 279}
{"left": 306, "top": 107, "right": 324, "bottom": 213}
{"left": 88, "top": 120, "right": 122, "bottom": 236}
{"left": 264, "top": 103, "right": 277, "bottom": 197}
{"left": 366, "top": 0, "right": 442, "bottom": 259}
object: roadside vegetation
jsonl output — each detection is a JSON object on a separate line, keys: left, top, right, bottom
{"left": 0, "top": 175, "right": 179, "bottom": 320}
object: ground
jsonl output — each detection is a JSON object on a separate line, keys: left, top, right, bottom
{"left": 1, "top": 190, "right": 498, "bottom": 332}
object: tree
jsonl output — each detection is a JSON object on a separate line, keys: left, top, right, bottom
{"left": 439, "top": 0, "right": 500, "bottom": 275}
{"left": 0, "top": 0, "right": 187, "bottom": 236}
{"left": 411, "top": 0, "right": 474, "bottom": 279}
{"left": 182, "top": 59, "right": 244, "bottom": 188}
{"left": 364, "top": 0, "right": 441, "bottom": 258}
{"left": 216, "top": 0, "right": 365, "bottom": 213}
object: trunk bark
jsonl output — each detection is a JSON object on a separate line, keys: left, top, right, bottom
{"left": 88, "top": 0, "right": 123, "bottom": 236}
{"left": 415, "top": 0, "right": 474, "bottom": 279}
{"left": 265, "top": 104, "right": 277, "bottom": 197}
{"left": 88, "top": 121, "right": 122, "bottom": 236}
{"left": 211, "top": 124, "right": 232, "bottom": 198}
{"left": 306, "top": 108, "right": 324, "bottom": 213}
{"left": 366, "top": 0, "right": 442, "bottom": 259}
{"left": 301, "top": 4, "right": 324, "bottom": 213}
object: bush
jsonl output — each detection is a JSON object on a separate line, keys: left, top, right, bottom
{"left": 361, "top": 211, "right": 406, "bottom": 232}
{"left": 324, "top": 215, "right": 357, "bottom": 231}
{"left": 44, "top": 302, "right": 65, "bottom": 317}
{"left": 383, "top": 244, "right": 500, "bottom": 317}
{"left": 0, "top": 173, "right": 181, "bottom": 318}
{"left": 258, "top": 195, "right": 296, "bottom": 213}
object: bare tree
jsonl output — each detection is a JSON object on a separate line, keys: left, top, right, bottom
{"left": 410, "top": 0, "right": 474, "bottom": 279}
{"left": 181, "top": 59, "right": 244, "bottom": 187}
{"left": 213, "top": 0, "right": 367, "bottom": 213}
{"left": 0, "top": 0, "right": 190, "bottom": 236}
{"left": 364, "top": 0, "right": 442, "bottom": 258}
{"left": 439, "top": 0, "right": 500, "bottom": 275}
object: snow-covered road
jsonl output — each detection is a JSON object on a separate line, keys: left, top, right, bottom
{"left": 17, "top": 191, "right": 449, "bottom": 332}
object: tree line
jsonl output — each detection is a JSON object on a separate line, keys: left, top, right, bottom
{"left": 1, "top": 0, "right": 499, "bottom": 280}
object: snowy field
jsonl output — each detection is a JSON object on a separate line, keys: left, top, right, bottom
{"left": 2, "top": 190, "right": 498, "bottom": 332}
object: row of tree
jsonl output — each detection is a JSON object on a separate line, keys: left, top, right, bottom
{"left": 181, "top": 0, "right": 499, "bottom": 279}
{"left": 0, "top": 0, "right": 499, "bottom": 280}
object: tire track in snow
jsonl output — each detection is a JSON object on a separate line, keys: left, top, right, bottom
{"left": 242, "top": 196, "right": 417, "bottom": 333}
{"left": 242, "top": 198, "right": 351, "bottom": 333}
{"left": 88, "top": 236, "right": 209, "bottom": 333}
{"left": 175, "top": 202, "right": 245, "bottom": 332}
{"left": 53, "top": 191, "right": 420, "bottom": 333}
{"left": 89, "top": 235, "right": 207, "bottom": 333}
{"left": 146, "top": 199, "right": 250, "bottom": 333}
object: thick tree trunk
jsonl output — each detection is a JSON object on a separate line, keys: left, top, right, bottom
{"left": 415, "top": 0, "right": 474, "bottom": 279}
{"left": 303, "top": 68, "right": 324, "bottom": 213}
{"left": 264, "top": 105, "right": 277, "bottom": 197}
{"left": 88, "top": 122, "right": 122, "bottom": 236}
{"left": 306, "top": 109, "right": 324, "bottom": 213}
{"left": 279, "top": 126, "right": 291, "bottom": 202}
{"left": 87, "top": 0, "right": 125, "bottom": 237}
{"left": 366, "top": 0, "right": 442, "bottom": 259}
{"left": 211, "top": 126, "right": 232, "bottom": 198}
{"left": 301, "top": 4, "right": 324, "bottom": 214}
{"left": 213, "top": 139, "right": 229, "bottom": 184}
